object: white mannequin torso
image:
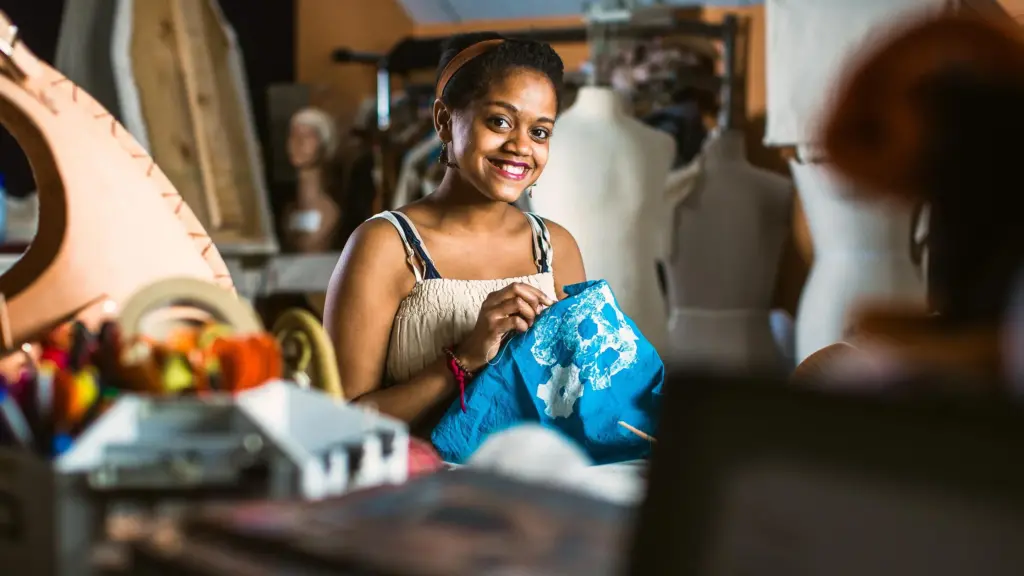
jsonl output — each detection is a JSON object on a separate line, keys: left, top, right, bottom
{"left": 532, "top": 87, "right": 676, "bottom": 351}
{"left": 790, "top": 160, "right": 926, "bottom": 361}
{"left": 663, "top": 129, "right": 793, "bottom": 371}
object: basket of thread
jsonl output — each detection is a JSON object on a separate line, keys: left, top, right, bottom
{"left": 0, "top": 277, "right": 403, "bottom": 576}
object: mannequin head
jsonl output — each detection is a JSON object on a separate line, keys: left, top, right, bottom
{"left": 433, "top": 33, "right": 564, "bottom": 204}
{"left": 287, "top": 107, "right": 338, "bottom": 170}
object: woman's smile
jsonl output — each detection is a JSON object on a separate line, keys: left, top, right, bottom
{"left": 487, "top": 158, "right": 532, "bottom": 181}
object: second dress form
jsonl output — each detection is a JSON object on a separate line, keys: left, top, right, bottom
{"left": 791, "top": 159, "right": 926, "bottom": 362}
{"left": 532, "top": 86, "right": 676, "bottom": 351}
{"left": 663, "top": 129, "right": 793, "bottom": 372}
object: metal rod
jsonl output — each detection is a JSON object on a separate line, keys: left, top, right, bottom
{"left": 718, "top": 14, "right": 739, "bottom": 130}
{"left": 331, "top": 21, "right": 728, "bottom": 72}
{"left": 330, "top": 48, "right": 384, "bottom": 65}
{"left": 335, "top": 14, "right": 734, "bottom": 134}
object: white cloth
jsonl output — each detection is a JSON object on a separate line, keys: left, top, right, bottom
{"left": 467, "top": 424, "right": 647, "bottom": 506}
{"left": 765, "top": 0, "right": 950, "bottom": 145}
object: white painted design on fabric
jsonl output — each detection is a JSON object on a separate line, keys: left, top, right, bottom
{"left": 532, "top": 282, "right": 639, "bottom": 418}
{"left": 537, "top": 363, "right": 583, "bottom": 418}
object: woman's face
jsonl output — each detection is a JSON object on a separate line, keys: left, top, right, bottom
{"left": 441, "top": 68, "right": 558, "bottom": 203}
{"left": 287, "top": 121, "right": 322, "bottom": 168}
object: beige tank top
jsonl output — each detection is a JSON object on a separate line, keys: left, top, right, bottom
{"left": 373, "top": 211, "right": 557, "bottom": 384}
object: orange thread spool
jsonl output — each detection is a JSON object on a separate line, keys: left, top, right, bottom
{"left": 261, "top": 335, "right": 283, "bottom": 382}
{"left": 210, "top": 337, "right": 240, "bottom": 391}
{"left": 235, "top": 336, "right": 264, "bottom": 391}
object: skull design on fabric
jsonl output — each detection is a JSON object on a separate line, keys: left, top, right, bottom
{"left": 533, "top": 283, "right": 639, "bottom": 418}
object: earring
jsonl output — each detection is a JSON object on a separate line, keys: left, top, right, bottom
{"left": 438, "top": 142, "right": 448, "bottom": 166}
{"left": 528, "top": 185, "right": 535, "bottom": 198}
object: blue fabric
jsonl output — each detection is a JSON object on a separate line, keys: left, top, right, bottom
{"left": 432, "top": 280, "right": 664, "bottom": 464}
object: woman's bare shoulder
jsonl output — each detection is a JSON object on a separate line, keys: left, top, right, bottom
{"left": 331, "top": 216, "right": 414, "bottom": 298}
{"left": 538, "top": 218, "right": 581, "bottom": 255}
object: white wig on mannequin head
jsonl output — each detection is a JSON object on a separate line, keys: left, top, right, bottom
{"left": 290, "top": 107, "right": 338, "bottom": 160}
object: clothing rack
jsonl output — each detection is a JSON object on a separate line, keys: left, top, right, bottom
{"left": 332, "top": 13, "right": 740, "bottom": 130}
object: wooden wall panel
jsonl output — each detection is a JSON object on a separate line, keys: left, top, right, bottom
{"left": 295, "top": 0, "right": 413, "bottom": 133}
{"left": 998, "top": 0, "right": 1024, "bottom": 19}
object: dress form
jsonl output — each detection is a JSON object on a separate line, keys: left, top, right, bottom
{"left": 282, "top": 108, "right": 340, "bottom": 253}
{"left": 532, "top": 86, "right": 675, "bottom": 350}
{"left": 663, "top": 129, "right": 793, "bottom": 372}
{"left": 791, "top": 158, "right": 925, "bottom": 362}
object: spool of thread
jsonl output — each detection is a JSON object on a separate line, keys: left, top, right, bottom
{"left": 66, "top": 368, "right": 99, "bottom": 424}
{"left": 44, "top": 323, "right": 72, "bottom": 353}
{"left": 197, "top": 322, "right": 233, "bottom": 350}
{"left": 40, "top": 347, "right": 69, "bottom": 372}
{"left": 52, "top": 433, "right": 73, "bottom": 457}
{"left": 50, "top": 369, "right": 74, "bottom": 434}
{"left": 68, "top": 321, "right": 92, "bottom": 372}
{"left": 0, "top": 378, "right": 32, "bottom": 447}
{"left": 161, "top": 352, "right": 193, "bottom": 393}
{"left": 117, "top": 340, "right": 163, "bottom": 393}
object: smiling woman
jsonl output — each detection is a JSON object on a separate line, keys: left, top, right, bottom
{"left": 323, "top": 33, "right": 587, "bottom": 437}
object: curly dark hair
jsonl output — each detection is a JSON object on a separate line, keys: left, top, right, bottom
{"left": 436, "top": 32, "right": 565, "bottom": 111}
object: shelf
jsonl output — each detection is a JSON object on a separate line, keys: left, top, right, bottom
{"left": 226, "top": 252, "right": 340, "bottom": 300}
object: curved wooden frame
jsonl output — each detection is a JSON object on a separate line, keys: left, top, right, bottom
{"left": 0, "top": 11, "right": 233, "bottom": 350}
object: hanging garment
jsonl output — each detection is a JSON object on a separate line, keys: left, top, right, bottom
{"left": 764, "top": 0, "right": 951, "bottom": 145}
{"left": 431, "top": 280, "right": 664, "bottom": 465}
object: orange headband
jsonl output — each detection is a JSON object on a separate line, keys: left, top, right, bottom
{"left": 435, "top": 39, "right": 505, "bottom": 101}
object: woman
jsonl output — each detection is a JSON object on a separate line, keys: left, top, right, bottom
{"left": 324, "top": 33, "right": 586, "bottom": 433}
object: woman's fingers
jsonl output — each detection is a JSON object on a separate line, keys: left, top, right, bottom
{"left": 487, "top": 297, "right": 536, "bottom": 328}
{"left": 510, "top": 297, "right": 537, "bottom": 324}
{"left": 482, "top": 282, "right": 554, "bottom": 311}
{"left": 492, "top": 314, "right": 530, "bottom": 336}
{"left": 512, "top": 282, "right": 555, "bottom": 306}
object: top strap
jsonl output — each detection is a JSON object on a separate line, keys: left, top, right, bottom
{"left": 525, "top": 212, "right": 553, "bottom": 274}
{"left": 370, "top": 212, "right": 441, "bottom": 282}
{"left": 390, "top": 212, "right": 442, "bottom": 280}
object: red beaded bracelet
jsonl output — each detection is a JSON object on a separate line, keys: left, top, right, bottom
{"left": 442, "top": 347, "right": 473, "bottom": 412}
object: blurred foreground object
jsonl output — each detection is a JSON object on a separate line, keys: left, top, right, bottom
{"left": 0, "top": 9, "right": 234, "bottom": 351}
{"left": 821, "top": 13, "right": 1024, "bottom": 379}
{"left": 630, "top": 371, "right": 1024, "bottom": 575}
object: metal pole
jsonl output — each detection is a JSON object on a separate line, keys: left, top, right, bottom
{"left": 718, "top": 14, "right": 739, "bottom": 130}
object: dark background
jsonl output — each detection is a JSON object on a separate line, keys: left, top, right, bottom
{"left": 0, "top": 0, "right": 296, "bottom": 199}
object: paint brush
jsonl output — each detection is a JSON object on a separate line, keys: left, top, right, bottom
{"left": 618, "top": 420, "right": 657, "bottom": 443}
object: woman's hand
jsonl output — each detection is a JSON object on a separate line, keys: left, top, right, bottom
{"left": 455, "top": 283, "right": 555, "bottom": 372}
